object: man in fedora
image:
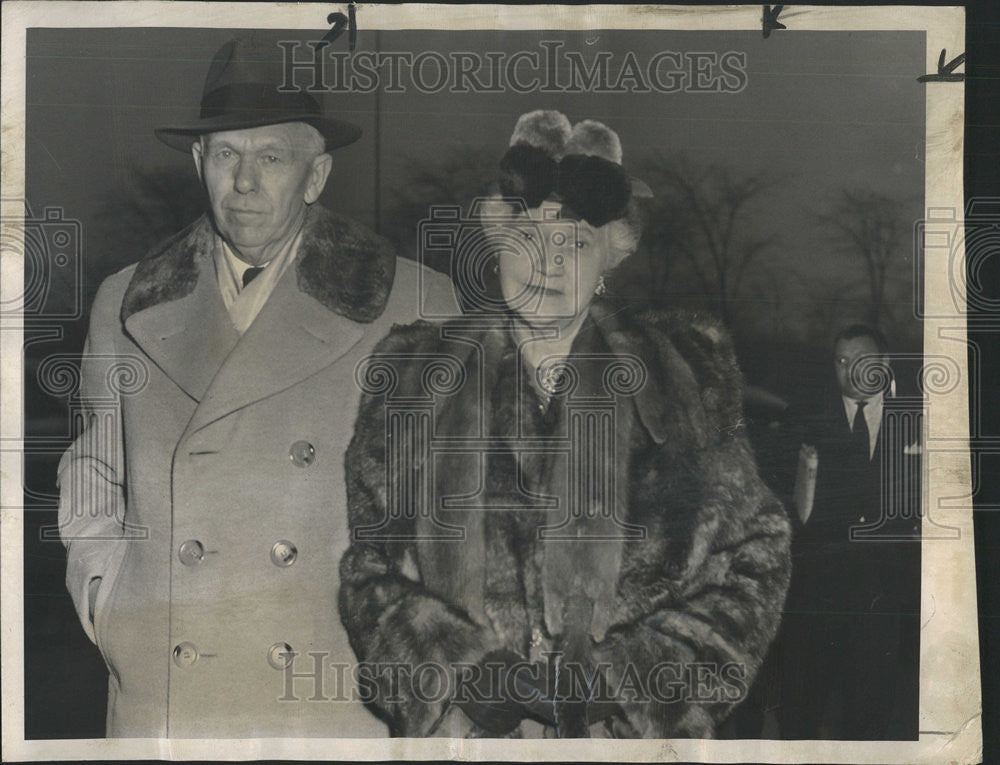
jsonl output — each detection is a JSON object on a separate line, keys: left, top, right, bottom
{"left": 57, "top": 34, "right": 457, "bottom": 738}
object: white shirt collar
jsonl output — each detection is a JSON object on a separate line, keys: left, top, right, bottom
{"left": 212, "top": 228, "right": 302, "bottom": 334}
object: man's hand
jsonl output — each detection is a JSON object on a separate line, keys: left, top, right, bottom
{"left": 794, "top": 443, "right": 819, "bottom": 524}
{"left": 87, "top": 576, "right": 102, "bottom": 624}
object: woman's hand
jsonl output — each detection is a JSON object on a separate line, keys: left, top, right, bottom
{"left": 452, "top": 649, "right": 532, "bottom": 735}
{"left": 453, "top": 646, "right": 624, "bottom": 737}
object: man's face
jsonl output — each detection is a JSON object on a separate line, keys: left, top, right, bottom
{"left": 834, "top": 335, "right": 886, "bottom": 400}
{"left": 192, "top": 123, "right": 331, "bottom": 264}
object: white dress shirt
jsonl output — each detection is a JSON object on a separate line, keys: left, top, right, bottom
{"left": 213, "top": 229, "right": 302, "bottom": 334}
{"left": 842, "top": 392, "right": 883, "bottom": 460}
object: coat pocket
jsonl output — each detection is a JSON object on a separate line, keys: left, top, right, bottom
{"left": 92, "top": 540, "right": 130, "bottom": 685}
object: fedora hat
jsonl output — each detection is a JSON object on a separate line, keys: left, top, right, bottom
{"left": 155, "top": 34, "right": 361, "bottom": 152}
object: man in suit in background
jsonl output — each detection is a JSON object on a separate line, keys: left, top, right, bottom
{"left": 776, "top": 324, "right": 921, "bottom": 740}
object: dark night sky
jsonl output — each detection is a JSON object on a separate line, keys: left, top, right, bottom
{"left": 25, "top": 26, "right": 925, "bottom": 348}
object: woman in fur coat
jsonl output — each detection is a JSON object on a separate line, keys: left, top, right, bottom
{"left": 339, "top": 111, "right": 791, "bottom": 739}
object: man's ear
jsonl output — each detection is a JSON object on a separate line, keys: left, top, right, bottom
{"left": 305, "top": 153, "right": 333, "bottom": 204}
{"left": 191, "top": 140, "right": 204, "bottom": 184}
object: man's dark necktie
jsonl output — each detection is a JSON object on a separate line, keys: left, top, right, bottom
{"left": 242, "top": 266, "right": 265, "bottom": 288}
{"left": 851, "top": 400, "right": 870, "bottom": 462}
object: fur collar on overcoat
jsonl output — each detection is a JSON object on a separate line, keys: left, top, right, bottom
{"left": 120, "top": 204, "right": 395, "bottom": 323}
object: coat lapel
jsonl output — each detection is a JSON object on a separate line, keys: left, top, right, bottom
{"left": 123, "top": 218, "right": 239, "bottom": 402}
{"left": 119, "top": 205, "right": 397, "bottom": 425}
{"left": 589, "top": 299, "right": 687, "bottom": 445}
{"left": 184, "top": 264, "right": 365, "bottom": 434}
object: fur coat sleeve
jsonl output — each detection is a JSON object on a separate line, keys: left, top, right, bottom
{"left": 339, "top": 321, "right": 502, "bottom": 737}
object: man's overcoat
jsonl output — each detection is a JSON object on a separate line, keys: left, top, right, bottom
{"left": 58, "top": 204, "right": 457, "bottom": 737}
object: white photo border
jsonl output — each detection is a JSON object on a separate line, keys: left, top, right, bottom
{"left": 0, "top": 3, "right": 979, "bottom": 762}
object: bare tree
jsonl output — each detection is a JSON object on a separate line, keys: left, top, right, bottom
{"left": 817, "top": 189, "right": 907, "bottom": 330}
{"left": 641, "top": 155, "right": 780, "bottom": 326}
{"left": 800, "top": 274, "right": 857, "bottom": 344}
{"left": 745, "top": 263, "right": 793, "bottom": 339}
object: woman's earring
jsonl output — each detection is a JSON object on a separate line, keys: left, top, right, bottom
{"left": 492, "top": 260, "right": 500, "bottom": 274}
{"left": 594, "top": 275, "right": 607, "bottom": 296}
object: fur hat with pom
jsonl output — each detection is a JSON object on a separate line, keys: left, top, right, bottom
{"left": 565, "top": 119, "right": 623, "bottom": 164}
{"left": 508, "top": 110, "right": 573, "bottom": 158}
{"left": 497, "top": 110, "right": 651, "bottom": 228}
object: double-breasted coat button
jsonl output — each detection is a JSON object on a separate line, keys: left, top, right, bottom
{"left": 267, "top": 642, "right": 294, "bottom": 670}
{"left": 270, "top": 540, "right": 298, "bottom": 567}
{"left": 289, "top": 441, "right": 315, "bottom": 467}
{"left": 173, "top": 642, "right": 199, "bottom": 667}
{"left": 178, "top": 539, "right": 205, "bottom": 566}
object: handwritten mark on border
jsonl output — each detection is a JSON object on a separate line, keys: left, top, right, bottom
{"left": 762, "top": 5, "right": 786, "bottom": 39}
{"left": 918, "top": 49, "right": 965, "bottom": 83}
{"left": 317, "top": 5, "right": 357, "bottom": 52}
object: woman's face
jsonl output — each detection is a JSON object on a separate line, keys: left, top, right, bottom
{"left": 496, "top": 203, "right": 609, "bottom": 330}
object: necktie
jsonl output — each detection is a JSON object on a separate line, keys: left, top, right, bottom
{"left": 242, "top": 266, "right": 265, "bottom": 288}
{"left": 852, "top": 400, "right": 870, "bottom": 461}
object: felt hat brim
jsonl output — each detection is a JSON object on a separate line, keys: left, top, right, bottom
{"left": 155, "top": 112, "right": 362, "bottom": 153}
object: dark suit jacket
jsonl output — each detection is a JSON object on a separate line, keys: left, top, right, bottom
{"left": 772, "top": 385, "right": 921, "bottom": 740}
{"left": 788, "top": 389, "right": 921, "bottom": 615}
